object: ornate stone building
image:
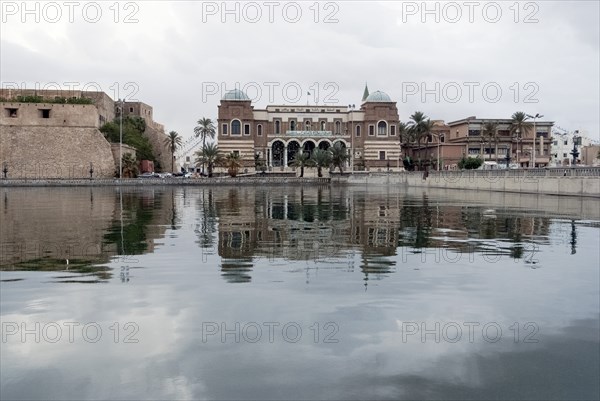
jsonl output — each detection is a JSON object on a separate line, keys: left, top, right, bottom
{"left": 217, "top": 86, "right": 403, "bottom": 171}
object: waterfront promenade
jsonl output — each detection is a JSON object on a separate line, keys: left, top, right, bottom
{"left": 1, "top": 167, "right": 599, "bottom": 198}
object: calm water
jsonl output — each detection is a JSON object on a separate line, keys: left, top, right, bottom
{"left": 1, "top": 186, "right": 599, "bottom": 400}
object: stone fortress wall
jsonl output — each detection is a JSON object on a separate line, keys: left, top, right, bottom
{"left": 0, "top": 102, "right": 115, "bottom": 178}
{"left": 0, "top": 88, "right": 171, "bottom": 178}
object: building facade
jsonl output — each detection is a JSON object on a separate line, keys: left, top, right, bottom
{"left": 551, "top": 130, "right": 599, "bottom": 166}
{"left": 408, "top": 117, "right": 555, "bottom": 169}
{"left": 217, "top": 87, "right": 403, "bottom": 172}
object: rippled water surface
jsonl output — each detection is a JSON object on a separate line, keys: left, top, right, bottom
{"left": 1, "top": 186, "right": 599, "bottom": 400}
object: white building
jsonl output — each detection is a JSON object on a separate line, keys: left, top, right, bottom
{"left": 551, "top": 130, "right": 599, "bottom": 166}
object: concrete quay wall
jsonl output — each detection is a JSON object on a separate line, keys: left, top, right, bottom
{"left": 333, "top": 169, "right": 600, "bottom": 198}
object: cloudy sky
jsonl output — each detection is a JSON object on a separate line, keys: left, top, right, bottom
{"left": 2, "top": 1, "right": 599, "bottom": 143}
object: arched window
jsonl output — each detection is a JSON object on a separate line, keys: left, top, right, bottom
{"left": 231, "top": 120, "right": 241, "bottom": 135}
{"left": 356, "top": 125, "right": 361, "bottom": 137}
{"left": 290, "top": 120, "right": 296, "bottom": 131}
{"left": 257, "top": 124, "right": 263, "bottom": 136}
{"left": 335, "top": 121, "right": 341, "bottom": 134}
{"left": 305, "top": 120, "right": 311, "bottom": 131}
{"left": 321, "top": 121, "right": 326, "bottom": 131}
{"left": 377, "top": 121, "right": 387, "bottom": 136}
{"left": 275, "top": 120, "right": 281, "bottom": 134}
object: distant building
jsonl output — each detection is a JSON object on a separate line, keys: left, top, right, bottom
{"left": 410, "top": 117, "right": 554, "bottom": 169}
{"left": 217, "top": 86, "right": 402, "bottom": 172}
{"left": 551, "top": 131, "right": 599, "bottom": 166}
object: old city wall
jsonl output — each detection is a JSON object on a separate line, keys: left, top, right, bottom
{"left": 0, "top": 102, "right": 116, "bottom": 178}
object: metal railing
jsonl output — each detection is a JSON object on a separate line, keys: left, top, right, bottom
{"left": 354, "top": 167, "right": 600, "bottom": 178}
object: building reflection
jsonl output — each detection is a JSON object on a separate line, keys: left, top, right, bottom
{"left": 1, "top": 187, "right": 174, "bottom": 282}
{"left": 203, "top": 187, "right": 557, "bottom": 284}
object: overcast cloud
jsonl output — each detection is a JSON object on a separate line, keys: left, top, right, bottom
{"left": 1, "top": 0, "right": 598, "bottom": 142}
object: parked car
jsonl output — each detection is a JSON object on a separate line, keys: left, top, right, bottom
{"left": 139, "top": 172, "right": 160, "bottom": 178}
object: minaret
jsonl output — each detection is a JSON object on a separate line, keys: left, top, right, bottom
{"left": 362, "top": 83, "right": 369, "bottom": 102}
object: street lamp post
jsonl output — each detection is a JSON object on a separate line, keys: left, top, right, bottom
{"left": 570, "top": 130, "right": 580, "bottom": 166}
{"left": 118, "top": 99, "right": 124, "bottom": 179}
{"left": 504, "top": 145, "right": 511, "bottom": 168}
{"left": 526, "top": 113, "right": 543, "bottom": 168}
{"left": 89, "top": 162, "right": 94, "bottom": 180}
{"left": 2, "top": 162, "right": 7, "bottom": 179}
{"left": 349, "top": 105, "right": 355, "bottom": 174}
{"left": 514, "top": 129, "right": 521, "bottom": 168}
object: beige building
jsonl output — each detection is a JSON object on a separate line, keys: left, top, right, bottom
{"left": 217, "top": 86, "right": 403, "bottom": 172}
{"left": 581, "top": 145, "right": 600, "bottom": 166}
{"left": 408, "top": 116, "right": 555, "bottom": 169}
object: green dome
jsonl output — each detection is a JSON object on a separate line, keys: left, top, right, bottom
{"left": 365, "top": 90, "right": 391, "bottom": 102}
{"left": 222, "top": 89, "right": 250, "bottom": 101}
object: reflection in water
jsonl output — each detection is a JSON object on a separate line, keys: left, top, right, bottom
{"left": 0, "top": 186, "right": 592, "bottom": 284}
{"left": 201, "top": 187, "right": 564, "bottom": 283}
{"left": 0, "top": 188, "right": 172, "bottom": 282}
{"left": 1, "top": 186, "right": 599, "bottom": 400}
{"left": 0, "top": 186, "right": 577, "bottom": 283}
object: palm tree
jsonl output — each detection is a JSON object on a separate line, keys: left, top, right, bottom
{"left": 408, "top": 111, "right": 435, "bottom": 148}
{"left": 195, "top": 143, "right": 221, "bottom": 177}
{"left": 310, "top": 148, "right": 332, "bottom": 178}
{"left": 406, "top": 112, "right": 435, "bottom": 169}
{"left": 121, "top": 153, "right": 138, "bottom": 178}
{"left": 510, "top": 112, "right": 533, "bottom": 165}
{"left": 397, "top": 121, "right": 410, "bottom": 155}
{"left": 330, "top": 142, "right": 350, "bottom": 173}
{"left": 224, "top": 152, "right": 242, "bottom": 177}
{"left": 163, "top": 130, "right": 182, "bottom": 172}
{"left": 481, "top": 122, "right": 498, "bottom": 162}
{"left": 290, "top": 152, "right": 311, "bottom": 177}
{"left": 194, "top": 118, "right": 216, "bottom": 173}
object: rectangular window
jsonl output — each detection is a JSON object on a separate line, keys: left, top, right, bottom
{"left": 244, "top": 124, "right": 250, "bottom": 135}
{"left": 468, "top": 130, "right": 481, "bottom": 136}
{"left": 6, "top": 108, "right": 18, "bottom": 117}
{"left": 468, "top": 148, "right": 479, "bottom": 155}
{"left": 39, "top": 109, "right": 50, "bottom": 118}
{"left": 233, "top": 150, "right": 240, "bottom": 156}
{"left": 564, "top": 140, "right": 568, "bottom": 145}
{"left": 369, "top": 125, "right": 375, "bottom": 136}
{"left": 390, "top": 125, "right": 396, "bottom": 136}
{"left": 257, "top": 125, "right": 262, "bottom": 136}
{"left": 222, "top": 123, "right": 228, "bottom": 135}
{"left": 563, "top": 153, "right": 567, "bottom": 158}
{"left": 379, "top": 151, "right": 386, "bottom": 160}
{"left": 129, "top": 107, "right": 134, "bottom": 112}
